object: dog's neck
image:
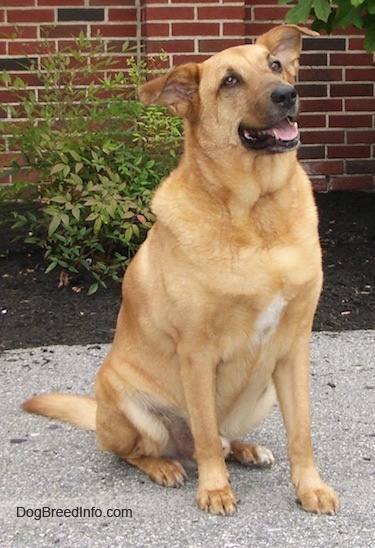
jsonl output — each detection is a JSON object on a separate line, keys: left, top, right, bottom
{"left": 179, "top": 124, "right": 299, "bottom": 213}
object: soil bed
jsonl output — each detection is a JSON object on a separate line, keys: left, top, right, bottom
{"left": 1, "top": 191, "right": 374, "bottom": 350}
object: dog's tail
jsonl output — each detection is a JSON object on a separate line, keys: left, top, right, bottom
{"left": 22, "top": 394, "right": 97, "bottom": 431}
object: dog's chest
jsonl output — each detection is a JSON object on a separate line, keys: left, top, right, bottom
{"left": 251, "top": 292, "right": 286, "bottom": 347}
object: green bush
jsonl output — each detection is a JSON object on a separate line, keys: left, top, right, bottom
{"left": 279, "top": 0, "right": 375, "bottom": 52}
{"left": 0, "top": 33, "right": 182, "bottom": 293}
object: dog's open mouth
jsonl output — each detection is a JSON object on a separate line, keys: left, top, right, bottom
{"left": 239, "top": 117, "right": 300, "bottom": 153}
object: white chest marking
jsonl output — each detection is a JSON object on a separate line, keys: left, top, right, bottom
{"left": 252, "top": 293, "right": 286, "bottom": 347}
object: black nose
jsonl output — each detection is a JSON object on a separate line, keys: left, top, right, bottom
{"left": 271, "top": 85, "right": 297, "bottom": 110}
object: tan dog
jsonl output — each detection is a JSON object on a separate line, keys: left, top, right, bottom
{"left": 23, "top": 25, "right": 339, "bottom": 516}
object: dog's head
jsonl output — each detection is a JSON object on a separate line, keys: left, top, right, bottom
{"left": 139, "top": 25, "right": 318, "bottom": 155}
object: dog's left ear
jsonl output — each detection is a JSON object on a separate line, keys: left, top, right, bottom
{"left": 256, "top": 24, "right": 319, "bottom": 82}
{"left": 138, "top": 63, "right": 200, "bottom": 118}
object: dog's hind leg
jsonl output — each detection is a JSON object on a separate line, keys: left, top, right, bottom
{"left": 95, "top": 366, "right": 187, "bottom": 488}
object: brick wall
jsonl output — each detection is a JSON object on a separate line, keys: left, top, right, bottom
{"left": 1, "top": 0, "right": 374, "bottom": 191}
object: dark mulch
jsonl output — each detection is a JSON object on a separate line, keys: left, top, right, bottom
{"left": 1, "top": 191, "right": 374, "bottom": 351}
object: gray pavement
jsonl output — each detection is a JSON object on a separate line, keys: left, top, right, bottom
{"left": 1, "top": 331, "right": 374, "bottom": 547}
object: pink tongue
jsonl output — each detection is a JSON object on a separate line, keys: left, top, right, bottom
{"left": 267, "top": 120, "right": 298, "bottom": 141}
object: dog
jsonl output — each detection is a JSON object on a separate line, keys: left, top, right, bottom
{"left": 22, "top": 24, "right": 339, "bottom": 516}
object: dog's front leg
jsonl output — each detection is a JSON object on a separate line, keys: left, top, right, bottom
{"left": 179, "top": 347, "right": 237, "bottom": 516}
{"left": 273, "top": 333, "right": 339, "bottom": 514}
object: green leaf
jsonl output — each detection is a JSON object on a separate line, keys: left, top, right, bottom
{"left": 125, "top": 225, "right": 133, "bottom": 242}
{"left": 88, "top": 283, "right": 99, "bottom": 295}
{"left": 61, "top": 213, "right": 70, "bottom": 226}
{"left": 350, "top": 0, "right": 365, "bottom": 6}
{"left": 286, "top": 0, "right": 313, "bottom": 23}
{"left": 50, "top": 163, "right": 67, "bottom": 175}
{"left": 50, "top": 195, "right": 68, "bottom": 204}
{"left": 86, "top": 212, "right": 99, "bottom": 221}
{"left": 94, "top": 216, "right": 102, "bottom": 233}
{"left": 313, "top": 0, "right": 332, "bottom": 22}
{"left": 364, "top": 24, "right": 375, "bottom": 51}
{"left": 72, "top": 205, "right": 81, "bottom": 221}
{"left": 334, "top": 5, "right": 363, "bottom": 28}
{"left": 45, "top": 261, "right": 58, "bottom": 274}
{"left": 69, "top": 150, "right": 82, "bottom": 161}
{"left": 48, "top": 216, "right": 61, "bottom": 236}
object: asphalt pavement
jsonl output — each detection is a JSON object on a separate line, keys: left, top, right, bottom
{"left": 1, "top": 330, "right": 374, "bottom": 547}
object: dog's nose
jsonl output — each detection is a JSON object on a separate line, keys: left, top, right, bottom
{"left": 271, "top": 85, "right": 297, "bottom": 110}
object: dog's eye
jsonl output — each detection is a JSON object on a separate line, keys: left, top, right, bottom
{"left": 270, "top": 59, "right": 282, "bottom": 73}
{"left": 222, "top": 75, "right": 239, "bottom": 88}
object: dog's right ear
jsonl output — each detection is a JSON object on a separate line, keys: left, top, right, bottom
{"left": 138, "top": 63, "right": 200, "bottom": 118}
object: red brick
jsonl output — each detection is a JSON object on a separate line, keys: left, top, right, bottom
{"left": 327, "top": 145, "right": 370, "bottom": 159}
{"left": 41, "top": 24, "right": 87, "bottom": 39}
{"left": 330, "top": 175, "right": 374, "bottom": 191}
{"left": 311, "top": 177, "right": 328, "bottom": 192}
{"left": 329, "top": 114, "right": 373, "bottom": 128}
{"left": 297, "top": 84, "right": 328, "bottom": 98}
{"left": 2, "top": 0, "right": 34, "bottom": 5}
{"left": 0, "top": 26, "right": 38, "bottom": 39}
{"left": 299, "top": 68, "right": 343, "bottom": 82}
{"left": 331, "top": 83, "right": 373, "bottom": 97}
{"left": 345, "top": 68, "right": 375, "bottom": 82}
{"left": 0, "top": 152, "right": 25, "bottom": 169}
{"left": 348, "top": 37, "right": 367, "bottom": 50}
{"left": 300, "top": 52, "right": 328, "bottom": 66}
{"left": 108, "top": 9, "right": 137, "bottom": 22}
{"left": 147, "top": 40, "right": 195, "bottom": 55}
{"left": 0, "top": 89, "right": 33, "bottom": 104}
{"left": 223, "top": 22, "right": 245, "bottom": 36}
{"left": 300, "top": 98, "right": 343, "bottom": 113}
{"left": 173, "top": 53, "right": 209, "bottom": 65}
{"left": 246, "top": 0, "right": 286, "bottom": 4}
{"left": 345, "top": 98, "right": 375, "bottom": 112}
{"left": 0, "top": 10, "right": 4, "bottom": 23}
{"left": 7, "top": 41, "right": 41, "bottom": 56}
{"left": 91, "top": 24, "right": 137, "bottom": 38}
{"left": 172, "top": 23, "right": 220, "bottom": 37}
{"left": 199, "top": 39, "right": 245, "bottom": 54}
{"left": 144, "top": 7, "right": 194, "bottom": 22}
{"left": 330, "top": 52, "right": 374, "bottom": 66}
{"left": 245, "top": 22, "right": 275, "bottom": 38}
{"left": 7, "top": 9, "right": 55, "bottom": 24}
{"left": 92, "top": 0, "right": 133, "bottom": 4}
{"left": 347, "top": 131, "right": 375, "bottom": 144}
{"left": 198, "top": 6, "right": 244, "bottom": 19}
{"left": 38, "top": 0, "right": 84, "bottom": 4}
{"left": 143, "top": 22, "right": 169, "bottom": 37}
{"left": 172, "top": 0, "right": 216, "bottom": 3}
{"left": 9, "top": 72, "right": 42, "bottom": 87}
{"left": 302, "top": 130, "right": 345, "bottom": 145}
{"left": 303, "top": 160, "right": 344, "bottom": 176}
{"left": 298, "top": 145, "right": 326, "bottom": 160}
{"left": 298, "top": 114, "right": 327, "bottom": 128}
{"left": 253, "top": 6, "right": 289, "bottom": 20}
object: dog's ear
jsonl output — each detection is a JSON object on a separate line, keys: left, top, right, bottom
{"left": 138, "top": 63, "right": 200, "bottom": 118}
{"left": 256, "top": 24, "right": 319, "bottom": 82}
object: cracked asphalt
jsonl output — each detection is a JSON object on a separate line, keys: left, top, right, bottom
{"left": 1, "top": 330, "right": 374, "bottom": 547}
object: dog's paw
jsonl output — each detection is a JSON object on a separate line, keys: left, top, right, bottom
{"left": 148, "top": 458, "right": 187, "bottom": 488}
{"left": 297, "top": 483, "right": 339, "bottom": 515}
{"left": 197, "top": 484, "right": 237, "bottom": 516}
{"left": 230, "top": 441, "right": 275, "bottom": 468}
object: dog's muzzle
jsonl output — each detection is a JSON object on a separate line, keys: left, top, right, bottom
{"left": 239, "top": 84, "right": 300, "bottom": 154}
